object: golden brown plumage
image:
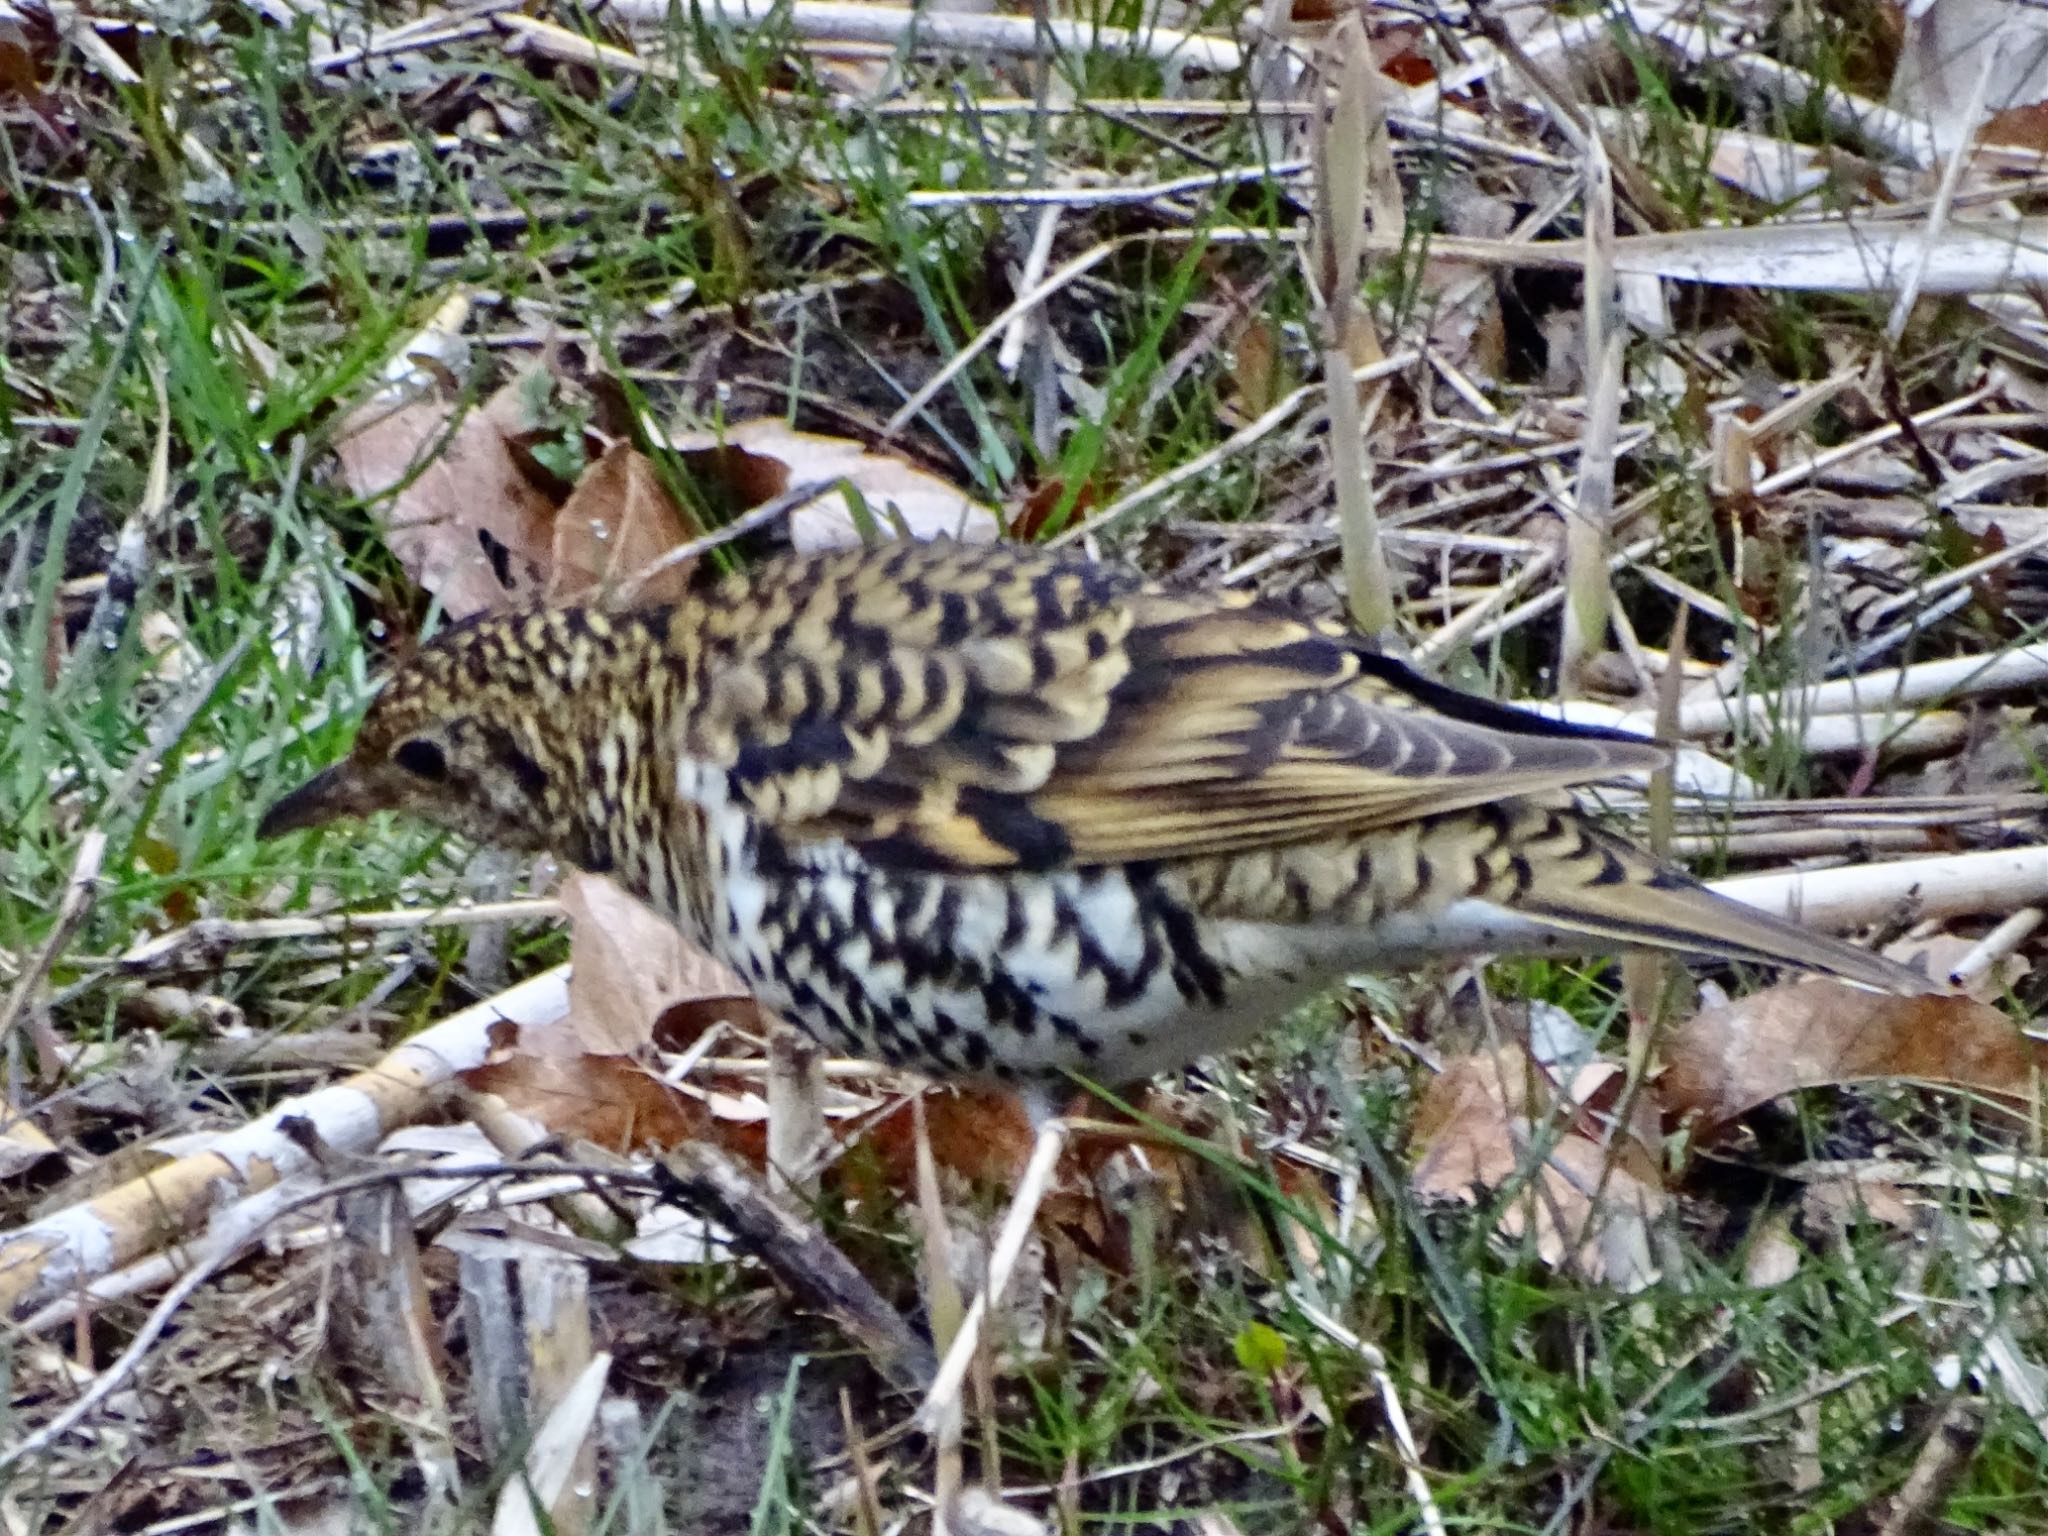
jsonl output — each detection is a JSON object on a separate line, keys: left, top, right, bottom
{"left": 261, "top": 538, "right": 1924, "bottom": 1095}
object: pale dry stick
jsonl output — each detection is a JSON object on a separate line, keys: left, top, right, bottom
{"left": 305, "top": 1, "right": 515, "bottom": 72}
{"left": 998, "top": 208, "right": 1064, "bottom": 376}
{"left": 114, "top": 898, "right": 565, "bottom": 966}
{"left": 1672, "top": 827, "right": 1941, "bottom": 861}
{"left": 1867, "top": 523, "right": 2048, "bottom": 624}
{"left": 878, "top": 227, "right": 1297, "bottom": 440}
{"left": 1315, "top": 14, "right": 1396, "bottom": 638}
{"left": 1948, "top": 908, "right": 2044, "bottom": 992}
{"left": 1289, "top": 1296, "right": 1447, "bottom": 1536}
{"left": 1834, "top": 588, "right": 1977, "bottom": 676}
{"left": 1659, "top": 643, "right": 2048, "bottom": 738}
{"left": 1752, "top": 386, "right": 1993, "bottom": 498}
{"left": 910, "top": 1100, "right": 965, "bottom": 1518}
{"left": 496, "top": 10, "right": 685, "bottom": 80}
{"left": 869, "top": 95, "right": 1574, "bottom": 166}
{"left": 603, "top": 0, "right": 1246, "bottom": 71}
{"left": 1887, "top": 35, "right": 2004, "bottom": 343}
{"left": 1561, "top": 137, "right": 1623, "bottom": 697}
{"left": 1626, "top": 560, "right": 1737, "bottom": 629}
{"left": 496, "top": 1354, "right": 614, "bottom": 1536}
{"left": 1246, "top": 0, "right": 1300, "bottom": 165}
{"left": 907, "top": 159, "right": 1310, "bottom": 209}
{"left": 615, "top": 479, "right": 839, "bottom": 603}
{"left": 917, "top": 1119, "right": 1070, "bottom": 1434}
{"left": 1411, "top": 548, "right": 1555, "bottom": 666}
{"left": 0, "top": 965, "right": 571, "bottom": 1320}
{"left": 1048, "top": 349, "right": 1420, "bottom": 547}
{"left": 1437, "top": 534, "right": 1666, "bottom": 660}
{"left": 1650, "top": 28, "right": 1939, "bottom": 169}
{"left": 0, "top": 832, "right": 106, "bottom": 1080}
{"left": 1712, "top": 845, "right": 2048, "bottom": 931}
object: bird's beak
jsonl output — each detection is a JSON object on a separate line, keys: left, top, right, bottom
{"left": 258, "top": 762, "right": 384, "bottom": 840}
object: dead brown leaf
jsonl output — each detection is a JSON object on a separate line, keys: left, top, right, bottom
{"left": 1411, "top": 1045, "right": 1667, "bottom": 1287}
{"left": 667, "top": 417, "right": 999, "bottom": 551}
{"left": 1660, "top": 980, "right": 2046, "bottom": 1131}
{"left": 547, "top": 443, "right": 697, "bottom": 607}
{"left": 559, "top": 873, "right": 749, "bottom": 1057}
{"left": 333, "top": 377, "right": 558, "bottom": 620}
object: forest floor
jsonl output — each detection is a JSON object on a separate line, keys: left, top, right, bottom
{"left": 6, "top": 0, "right": 2048, "bottom": 1531}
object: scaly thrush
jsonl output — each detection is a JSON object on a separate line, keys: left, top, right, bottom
{"left": 261, "top": 538, "right": 1920, "bottom": 1103}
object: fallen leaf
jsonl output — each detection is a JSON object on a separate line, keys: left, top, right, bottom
{"left": 464, "top": 1049, "right": 736, "bottom": 1156}
{"left": 1411, "top": 1045, "right": 1667, "bottom": 1288}
{"left": 1660, "top": 980, "right": 2046, "bottom": 1131}
{"left": 559, "top": 872, "right": 749, "bottom": 1057}
{"left": 668, "top": 417, "right": 999, "bottom": 551}
{"left": 334, "top": 375, "right": 557, "bottom": 620}
{"left": 547, "top": 443, "right": 697, "bottom": 607}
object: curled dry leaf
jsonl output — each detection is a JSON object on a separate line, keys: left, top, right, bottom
{"left": 1410, "top": 1044, "right": 1667, "bottom": 1288}
{"left": 547, "top": 441, "right": 696, "bottom": 607}
{"left": 667, "top": 417, "right": 1000, "bottom": 552}
{"left": 559, "top": 871, "right": 750, "bottom": 1057}
{"left": 1660, "top": 980, "right": 2047, "bottom": 1132}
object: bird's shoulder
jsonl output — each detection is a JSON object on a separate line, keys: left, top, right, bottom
{"left": 662, "top": 538, "right": 1664, "bottom": 870}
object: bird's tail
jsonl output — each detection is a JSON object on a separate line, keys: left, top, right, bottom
{"left": 1512, "top": 826, "right": 1928, "bottom": 994}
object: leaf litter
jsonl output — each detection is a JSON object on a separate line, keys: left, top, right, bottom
{"left": 13, "top": 0, "right": 2048, "bottom": 1529}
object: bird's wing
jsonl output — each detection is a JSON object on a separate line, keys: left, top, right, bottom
{"left": 680, "top": 540, "right": 1668, "bottom": 870}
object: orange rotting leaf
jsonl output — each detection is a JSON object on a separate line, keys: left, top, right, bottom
{"left": 1660, "top": 980, "right": 2047, "bottom": 1132}
{"left": 464, "top": 1049, "right": 762, "bottom": 1160}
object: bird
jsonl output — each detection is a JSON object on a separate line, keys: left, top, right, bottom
{"left": 260, "top": 537, "right": 1923, "bottom": 1114}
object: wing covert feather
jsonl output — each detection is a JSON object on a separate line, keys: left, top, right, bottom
{"left": 677, "top": 541, "right": 1666, "bottom": 869}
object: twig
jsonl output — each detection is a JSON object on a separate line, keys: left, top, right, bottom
{"left": 1289, "top": 1297, "right": 1447, "bottom": 1536}
{"left": 614, "top": 479, "right": 839, "bottom": 604}
{"left": 0, "top": 966, "right": 573, "bottom": 1320}
{"left": 908, "top": 159, "right": 1310, "bottom": 209}
{"left": 1049, "top": 349, "right": 1420, "bottom": 547}
{"left": 997, "top": 208, "right": 1063, "bottom": 375}
{"left": 917, "top": 1118, "right": 1068, "bottom": 1433}
{"left": 1887, "top": 38, "right": 2001, "bottom": 341}
{"left": 612, "top": 0, "right": 1246, "bottom": 71}
{"left": 1315, "top": 15, "right": 1395, "bottom": 639}
{"left": 1560, "top": 135, "right": 1623, "bottom": 696}
{"left": 1948, "top": 909, "right": 2043, "bottom": 990}
{"left": 654, "top": 1143, "right": 934, "bottom": 1393}
{"left": 0, "top": 831, "right": 106, "bottom": 1082}
{"left": 113, "top": 898, "right": 565, "bottom": 966}
{"left": 0, "top": 1174, "right": 320, "bottom": 1472}
{"left": 884, "top": 236, "right": 1135, "bottom": 437}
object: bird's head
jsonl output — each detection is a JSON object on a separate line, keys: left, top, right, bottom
{"left": 259, "top": 609, "right": 654, "bottom": 869}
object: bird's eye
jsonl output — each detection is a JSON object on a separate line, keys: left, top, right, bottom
{"left": 393, "top": 738, "right": 449, "bottom": 781}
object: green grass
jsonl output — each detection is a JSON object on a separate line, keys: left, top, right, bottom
{"left": 6, "top": 0, "right": 2048, "bottom": 1531}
